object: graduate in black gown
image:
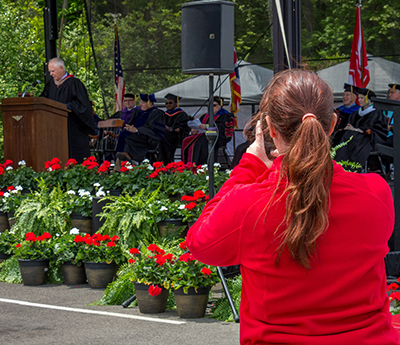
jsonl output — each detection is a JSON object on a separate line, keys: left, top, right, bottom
{"left": 335, "top": 83, "right": 360, "bottom": 131}
{"left": 40, "top": 58, "right": 95, "bottom": 163}
{"left": 182, "top": 96, "right": 235, "bottom": 165}
{"left": 118, "top": 93, "right": 165, "bottom": 164}
{"left": 334, "top": 87, "right": 388, "bottom": 172}
{"left": 159, "top": 93, "right": 190, "bottom": 165}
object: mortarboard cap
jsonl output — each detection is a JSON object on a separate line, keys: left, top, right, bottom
{"left": 343, "top": 83, "right": 358, "bottom": 95}
{"left": 123, "top": 93, "right": 137, "bottom": 101}
{"left": 389, "top": 84, "right": 400, "bottom": 92}
{"left": 140, "top": 93, "right": 157, "bottom": 103}
{"left": 357, "top": 87, "right": 376, "bottom": 102}
{"left": 214, "top": 96, "right": 224, "bottom": 106}
{"left": 164, "top": 93, "right": 181, "bottom": 103}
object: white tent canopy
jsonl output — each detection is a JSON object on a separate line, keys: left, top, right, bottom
{"left": 317, "top": 56, "right": 400, "bottom": 101}
{"left": 154, "top": 60, "right": 273, "bottom": 107}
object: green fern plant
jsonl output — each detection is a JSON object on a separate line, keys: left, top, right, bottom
{"left": 210, "top": 275, "right": 242, "bottom": 322}
{"left": 91, "top": 263, "right": 136, "bottom": 306}
{"left": 98, "top": 189, "right": 162, "bottom": 249}
{"left": 0, "top": 257, "right": 22, "bottom": 284}
{"left": 13, "top": 179, "right": 69, "bottom": 237}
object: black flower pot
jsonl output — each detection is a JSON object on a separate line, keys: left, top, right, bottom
{"left": 70, "top": 213, "right": 92, "bottom": 235}
{"left": 7, "top": 211, "right": 15, "bottom": 228}
{"left": 173, "top": 286, "right": 211, "bottom": 318}
{"left": 84, "top": 261, "right": 117, "bottom": 289}
{"left": 134, "top": 282, "right": 169, "bottom": 314}
{"left": 61, "top": 262, "right": 87, "bottom": 285}
{"left": 0, "top": 252, "right": 10, "bottom": 270}
{"left": 0, "top": 211, "right": 10, "bottom": 233}
{"left": 91, "top": 197, "right": 115, "bottom": 233}
{"left": 158, "top": 218, "right": 187, "bottom": 237}
{"left": 18, "top": 259, "right": 49, "bottom": 286}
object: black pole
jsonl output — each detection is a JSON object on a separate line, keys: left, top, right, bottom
{"left": 43, "top": 0, "right": 58, "bottom": 83}
{"left": 207, "top": 74, "right": 216, "bottom": 198}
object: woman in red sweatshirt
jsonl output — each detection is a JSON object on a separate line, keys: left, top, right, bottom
{"left": 187, "top": 69, "right": 398, "bottom": 344}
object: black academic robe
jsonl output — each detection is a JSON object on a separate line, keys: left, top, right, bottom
{"left": 123, "top": 107, "right": 166, "bottom": 163}
{"left": 40, "top": 76, "right": 95, "bottom": 163}
{"left": 334, "top": 106, "right": 388, "bottom": 171}
{"left": 159, "top": 108, "right": 190, "bottom": 165}
{"left": 182, "top": 108, "right": 235, "bottom": 165}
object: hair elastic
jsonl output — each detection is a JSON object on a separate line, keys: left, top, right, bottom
{"left": 302, "top": 113, "right": 317, "bottom": 122}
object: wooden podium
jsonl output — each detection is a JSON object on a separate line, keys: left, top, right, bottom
{"left": 0, "top": 97, "right": 69, "bottom": 172}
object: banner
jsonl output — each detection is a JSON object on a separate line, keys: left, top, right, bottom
{"left": 114, "top": 25, "right": 125, "bottom": 112}
{"left": 348, "top": 4, "right": 369, "bottom": 88}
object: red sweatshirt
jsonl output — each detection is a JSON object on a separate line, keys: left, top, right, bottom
{"left": 187, "top": 153, "right": 398, "bottom": 345}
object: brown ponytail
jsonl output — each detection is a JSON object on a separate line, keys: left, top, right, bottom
{"left": 256, "top": 69, "right": 334, "bottom": 269}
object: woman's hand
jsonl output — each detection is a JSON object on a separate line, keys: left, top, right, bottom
{"left": 246, "top": 120, "right": 278, "bottom": 168}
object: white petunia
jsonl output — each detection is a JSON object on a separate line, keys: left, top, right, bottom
{"left": 54, "top": 243, "right": 60, "bottom": 251}
{"left": 178, "top": 205, "right": 186, "bottom": 210}
{"left": 93, "top": 182, "right": 101, "bottom": 187}
{"left": 142, "top": 159, "right": 150, "bottom": 164}
{"left": 201, "top": 164, "right": 208, "bottom": 169}
{"left": 11, "top": 189, "right": 18, "bottom": 194}
{"left": 69, "top": 228, "right": 80, "bottom": 235}
{"left": 160, "top": 206, "right": 168, "bottom": 212}
{"left": 18, "top": 160, "right": 26, "bottom": 166}
{"left": 67, "top": 190, "right": 76, "bottom": 195}
{"left": 197, "top": 168, "right": 204, "bottom": 173}
{"left": 127, "top": 165, "right": 134, "bottom": 170}
{"left": 6, "top": 166, "right": 13, "bottom": 171}
{"left": 15, "top": 185, "right": 23, "bottom": 191}
{"left": 4, "top": 193, "right": 10, "bottom": 198}
{"left": 206, "top": 176, "right": 209, "bottom": 180}
{"left": 96, "top": 190, "right": 106, "bottom": 197}
{"left": 214, "top": 162, "right": 221, "bottom": 168}
{"left": 55, "top": 233, "right": 60, "bottom": 237}
{"left": 147, "top": 165, "right": 154, "bottom": 171}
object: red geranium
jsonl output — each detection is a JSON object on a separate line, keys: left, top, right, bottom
{"left": 200, "top": 267, "right": 212, "bottom": 276}
{"left": 65, "top": 158, "right": 78, "bottom": 167}
{"left": 129, "top": 258, "right": 135, "bottom": 264}
{"left": 129, "top": 248, "right": 140, "bottom": 255}
{"left": 148, "top": 284, "right": 162, "bottom": 296}
{"left": 4, "top": 159, "right": 13, "bottom": 167}
{"left": 6, "top": 186, "right": 15, "bottom": 192}
{"left": 179, "top": 241, "right": 188, "bottom": 250}
{"left": 185, "top": 202, "right": 197, "bottom": 210}
{"left": 106, "top": 241, "right": 116, "bottom": 247}
{"left": 179, "top": 252, "right": 195, "bottom": 262}
{"left": 16, "top": 243, "right": 21, "bottom": 248}
{"left": 147, "top": 244, "right": 165, "bottom": 255}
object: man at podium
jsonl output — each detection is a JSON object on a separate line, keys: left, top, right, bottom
{"left": 40, "top": 57, "right": 95, "bottom": 163}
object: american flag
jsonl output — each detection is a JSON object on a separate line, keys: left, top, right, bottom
{"left": 114, "top": 24, "right": 125, "bottom": 112}
{"left": 348, "top": 4, "right": 369, "bottom": 88}
{"left": 229, "top": 48, "right": 241, "bottom": 127}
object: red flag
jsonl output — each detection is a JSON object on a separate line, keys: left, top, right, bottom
{"left": 348, "top": 4, "right": 369, "bottom": 88}
{"left": 114, "top": 25, "right": 125, "bottom": 112}
{"left": 229, "top": 48, "right": 241, "bottom": 127}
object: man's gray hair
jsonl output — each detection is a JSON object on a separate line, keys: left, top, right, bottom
{"left": 49, "top": 57, "right": 65, "bottom": 70}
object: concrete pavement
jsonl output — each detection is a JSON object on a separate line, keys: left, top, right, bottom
{"left": 0, "top": 282, "right": 239, "bottom": 345}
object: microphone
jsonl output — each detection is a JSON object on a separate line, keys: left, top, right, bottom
{"left": 22, "top": 80, "right": 41, "bottom": 97}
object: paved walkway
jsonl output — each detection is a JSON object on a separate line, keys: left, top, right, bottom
{"left": 0, "top": 282, "right": 240, "bottom": 345}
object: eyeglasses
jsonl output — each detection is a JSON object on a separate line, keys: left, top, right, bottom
{"left": 165, "top": 101, "right": 174, "bottom": 105}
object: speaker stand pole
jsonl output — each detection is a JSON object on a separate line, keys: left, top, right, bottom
{"left": 206, "top": 73, "right": 216, "bottom": 198}
{"left": 205, "top": 73, "right": 240, "bottom": 323}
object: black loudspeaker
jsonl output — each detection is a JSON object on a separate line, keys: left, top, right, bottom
{"left": 181, "top": 0, "right": 234, "bottom": 75}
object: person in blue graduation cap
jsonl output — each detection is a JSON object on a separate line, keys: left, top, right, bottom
{"left": 159, "top": 93, "right": 190, "bottom": 165}
{"left": 182, "top": 96, "right": 235, "bottom": 165}
{"left": 335, "top": 83, "right": 360, "bottom": 130}
{"left": 334, "top": 87, "right": 388, "bottom": 172}
{"left": 116, "top": 93, "right": 165, "bottom": 165}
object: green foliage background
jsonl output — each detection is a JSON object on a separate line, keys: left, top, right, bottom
{"left": 0, "top": 0, "right": 399, "bottom": 158}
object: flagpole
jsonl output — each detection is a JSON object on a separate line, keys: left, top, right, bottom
{"left": 358, "top": 1, "right": 365, "bottom": 87}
